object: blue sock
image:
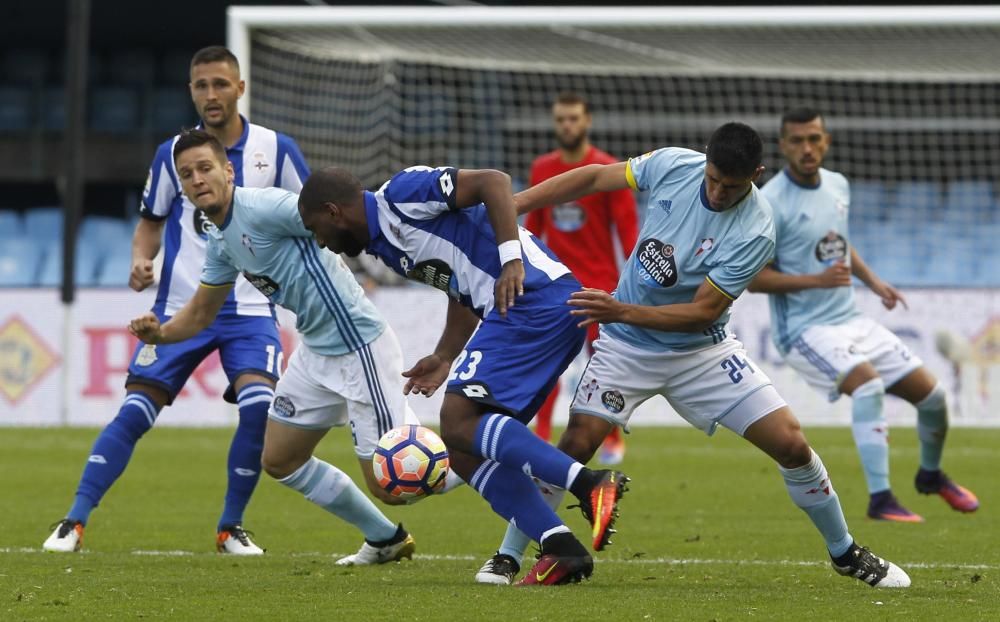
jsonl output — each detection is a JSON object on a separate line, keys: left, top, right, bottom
{"left": 473, "top": 413, "right": 584, "bottom": 491}
{"left": 499, "top": 483, "right": 564, "bottom": 561}
{"left": 470, "top": 460, "right": 569, "bottom": 544}
{"left": 279, "top": 457, "right": 397, "bottom": 542}
{"left": 915, "top": 383, "right": 948, "bottom": 471}
{"left": 780, "top": 449, "right": 853, "bottom": 558}
{"left": 68, "top": 392, "right": 159, "bottom": 524}
{"left": 850, "top": 378, "right": 890, "bottom": 494}
{"left": 218, "top": 383, "right": 272, "bottom": 530}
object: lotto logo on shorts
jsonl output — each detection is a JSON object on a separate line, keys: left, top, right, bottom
{"left": 601, "top": 390, "right": 625, "bottom": 414}
{"left": 272, "top": 396, "right": 296, "bottom": 418}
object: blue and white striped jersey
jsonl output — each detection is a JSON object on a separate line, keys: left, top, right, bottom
{"left": 760, "top": 168, "right": 861, "bottom": 354}
{"left": 363, "top": 166, "right": 571, "bottom": 318}
{"left": 609, "top": 147, "right": 776, "bottom": 352}
{"left": 201, "top": 187, "right": 384, "bottom": 356}
{"left": 140, "top": 116, "right": 309, "bottom": 317}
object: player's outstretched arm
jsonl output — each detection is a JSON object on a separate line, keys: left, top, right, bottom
{"left": 747, "top": 262, "right": 851, "bottom": 294}
{"left": 128, "top": 282, "right": 233, "bottom": 344}
{"left": 402, "top": 298, "right": 480, "bottom": 397}
{"left": 129, "top": 218, "right": 164, "bottom": 291}
{"left": 850, "top": 247, "right": 908, "bottom": 310}
{"left": 568, "top": 279, "right": 731, "bottom": 333}
{"left": 514, "top": 161, "right": 630, "bottom": 216}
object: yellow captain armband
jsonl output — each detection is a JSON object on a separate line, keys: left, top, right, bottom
{"left": 624, "top": 159, "right": 639, "bottom": 191}
{"left": 705, "top": 276, "right": 736, "bottom": 301}
{"left": 200, "top": 281, "right": 235, "bottom": 289}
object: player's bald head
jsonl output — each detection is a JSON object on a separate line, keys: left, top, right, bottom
{"left": 706, "top": 122, "right": 763, "bottom": 179}
{"left": 299, "top": 167, "right": 364, "bottom": 214}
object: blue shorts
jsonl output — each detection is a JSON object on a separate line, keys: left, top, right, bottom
{"left": 445, "top": 275, "right": 585, "bottom": 423}
{"left": 126, "top": 313, "right": 282, "bottom": 405}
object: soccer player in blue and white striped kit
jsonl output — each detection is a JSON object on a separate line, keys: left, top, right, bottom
{"left": 44, "top": 47, "right": 308, "bottom": 555}
{"left": 298, "top": 165, "right": 630, "bottom": 586}
{"left": 749, "top": 108, "right": 978, "bottom": 522}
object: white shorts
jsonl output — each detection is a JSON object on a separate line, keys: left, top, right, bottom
{"left": 571, "top": 333, "right": 787, "bottom": 436}
{"left": 784, "top": 316, "right": 923, "bottom": 402}
{"left": 268, "top": 326, "right": 418, "bottom": 458}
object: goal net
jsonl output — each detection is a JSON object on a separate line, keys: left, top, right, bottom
{"left": 229, "top": 6, "right": 1000, "bottom": 288}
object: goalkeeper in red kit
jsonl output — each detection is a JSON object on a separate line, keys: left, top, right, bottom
{"left": 524, "top": 92, "right": 638, "bottom": 465}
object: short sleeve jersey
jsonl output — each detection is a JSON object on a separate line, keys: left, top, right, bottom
{"left": 760, "top": 168, "right": 861, "bottom": 354}
{"left": 201, "top": 187, "right": 385, "bottom": 356}
{"left": 609, "top": 147, "right": 776, "bottom": 352}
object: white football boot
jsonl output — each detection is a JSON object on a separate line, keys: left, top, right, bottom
{"left": 336, "top": 524, "right": 415, "bottom": 566}
{"left": 43, "top": 519, "right": 84, "bottom": 553}
{"left": 832, "top": 543, "right": 911, "bottom": 588}
{"left": 216, "top": 525, "right": 265, "bottom": 555}
{"left": 474, "top": 553, "right": 521, "bottom": 585}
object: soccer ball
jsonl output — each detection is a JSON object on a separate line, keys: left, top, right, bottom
{"left": 372, "top": 425, "right": 449, "bottom": 502}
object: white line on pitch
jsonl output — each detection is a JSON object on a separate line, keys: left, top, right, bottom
{"left": 2, "top": 548, "right": 995, "bottom": 570}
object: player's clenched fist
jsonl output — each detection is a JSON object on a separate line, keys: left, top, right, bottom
{"left": 129, "top": 312, "right": 163, "bottom": 344}
{"left": 129, "top": 259, "right": 155, "bottom": 292}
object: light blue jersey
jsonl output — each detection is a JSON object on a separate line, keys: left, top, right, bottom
{"left": 201, "top": 186, "right": 385, "bottom": 356}
{"left": 761, "top": 168, "right": 861, "bottom": 354}
{"left": 608, "top": 147, "right": 775, "bottom": 352}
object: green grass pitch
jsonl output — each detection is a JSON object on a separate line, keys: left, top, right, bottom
{"left": 2, "top": 425, "right": 997, "bottom": 620}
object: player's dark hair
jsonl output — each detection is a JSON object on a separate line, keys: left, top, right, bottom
{"left": 706, "top": 122, "right": 763, "bottom": 178}
{"left": 780, "top": 107, "right": 825, "bottom": 135}
{"left": 299, "top": 167, "right": 364, "bottom": 213}
{"left": 172, "top": 128, "right": 227, "bottom": 164}
{"left": 190, "top": 46, "right": 240, "bottom": 72}
{"left": 554, "top": 91, "right": 590, "bottom": 114}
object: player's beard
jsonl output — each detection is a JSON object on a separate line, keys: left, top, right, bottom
{"left": 556, "top": 130, "right": 587, "bottom": 152}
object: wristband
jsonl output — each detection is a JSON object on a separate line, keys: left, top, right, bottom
{"left": 498, "top": 240, "right": 522, "bottom": 265}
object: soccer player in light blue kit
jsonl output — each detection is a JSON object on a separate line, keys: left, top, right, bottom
{"left": 480, "top": 122, "right": 910, "bottom": 588}
{"left": 748, "top": 107, "right": 978, "bottom": 522}
{"left": 298, "top": 165, "right": 630, "bottom": 586}
{"left": 128, "top": 129, "right": 438, "bottom": 565}
{"left": 44, "top": 47, "right": 308, "bottom": 555}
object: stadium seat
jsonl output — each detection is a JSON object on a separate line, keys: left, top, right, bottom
{"left": 96, "top": 238, "right": 132, "bottom": 287}
{"left": 89, "top": 86, "right": 140, "bottom": 133}
{"left": 944, "top": 181, "right": 994, "bottom": 226}
{"left": 36, "top": 241, "right": 104, "bottom": 287}
{"left": 895, "top": 181, "right": 943, "bottom": 222}
{"left": 848, "top": 180, "right": 888, "bottom": 222}
{"left": 80, "top": 215, "right": 130, "bottom": 243}
{"left": 42, "top": 87, "right": 66, "bottom": 131}
{"left": 24, "top": 207, "right": 63, "bottom": 241}
{"left": 0, "top": 86, "right": 35, "bottom": 131}
{"left": 0, "top": 209, "right": 23, "bottom": 237}
{"left": 0, "top": 238, "right": 44, "bottom": 286}
{"left": 150, "top": 86, "right": 194, "bottom": 134}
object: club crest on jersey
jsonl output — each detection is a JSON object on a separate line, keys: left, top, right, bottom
{"left": 552, "top": 202, "right": 586, "bottom": 232}
{"left": 583, "top": 379, "right": 600, "bottom": 402}
{"left": 243, "top": 272, "right": 280, "bottom": 297}
{"left": 241, "top": 234, "right": 256, "bottom": 256}
{"left": 272, "top": 396, "right": 295, "bottom": 418}
{"left": 815, "top": 230, "right": 848, "bottom": 263}
{"left": 407, "top": 259, "right": 458, "bottom": 299}
{"left": 601, "top": 390, "right": 625, "bottom": 414}
{"left": 636, "top": 238, "right": 678, "bottom": 287}
{"left": 136, "top": 344, "right": 158, "bottom": 367}
{"left": 695, "top": 238, "right": 714, "bottom": 256}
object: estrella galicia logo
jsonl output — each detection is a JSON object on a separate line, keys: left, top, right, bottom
{"left": 243, "top": 272, "right": 280, "bottom": 297}
{"left": 636, "top": 238, "right": 678, "bottom": 287}
{"left": 815, "top": 230, "right": 848, "bottom": 263}
{"left": 552, "top": 202, "right": 586, "bottom": 232}
{"left": 273, "top": 396, "right": 295, "bottom": 418}
{"left": 407, "top": 259, "right": 458, "bottom": 299}
{"left": 601, "top": 390, "right": 625, "bottom": 414}
{"left": 192, "top": 208, "right": 213, "bottom": 237}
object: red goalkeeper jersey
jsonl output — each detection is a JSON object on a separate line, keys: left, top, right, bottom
{"left": 525, "top": 146, "right": 638, "bottom": 292}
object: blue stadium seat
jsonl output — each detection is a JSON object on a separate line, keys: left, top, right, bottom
{"left": 848, "top": 180, "right": 888, "bottom": 223}
{"left": 96, "top": 238, "right": 132, "bottom": 287}
{"left": 895, "top": 181, "right": 944, "bottom": 223}
{"left": 36, "top": 241, "right": 104, "bottom": 287}
{"left": 80, "top": 215, "right": 130, "bottom": 243}
{"left": 0, "top": 210, "right": 23, "bottom": 237}
{"left": 43, "top": 87, "right": 66, "bottom": 131}
{"left": 0, "top": 239, "right": 44, "bottom": 286}
{"left": 24, "top": 207, "right": 63, "bottom": 241}
{"left": 150, "top": 86, "right": 194, "bottom": 134}
{"left": 0, "top": 86, "right": 35, "bottom": 131}
{"left": 944, "top": 181, "right": 994, "bottom": 226}
{"left": 90, "top": 86, "right": 140, "bottom": 133}
{"left": 2, "top": 49, "right": 49, "bottom": 85}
